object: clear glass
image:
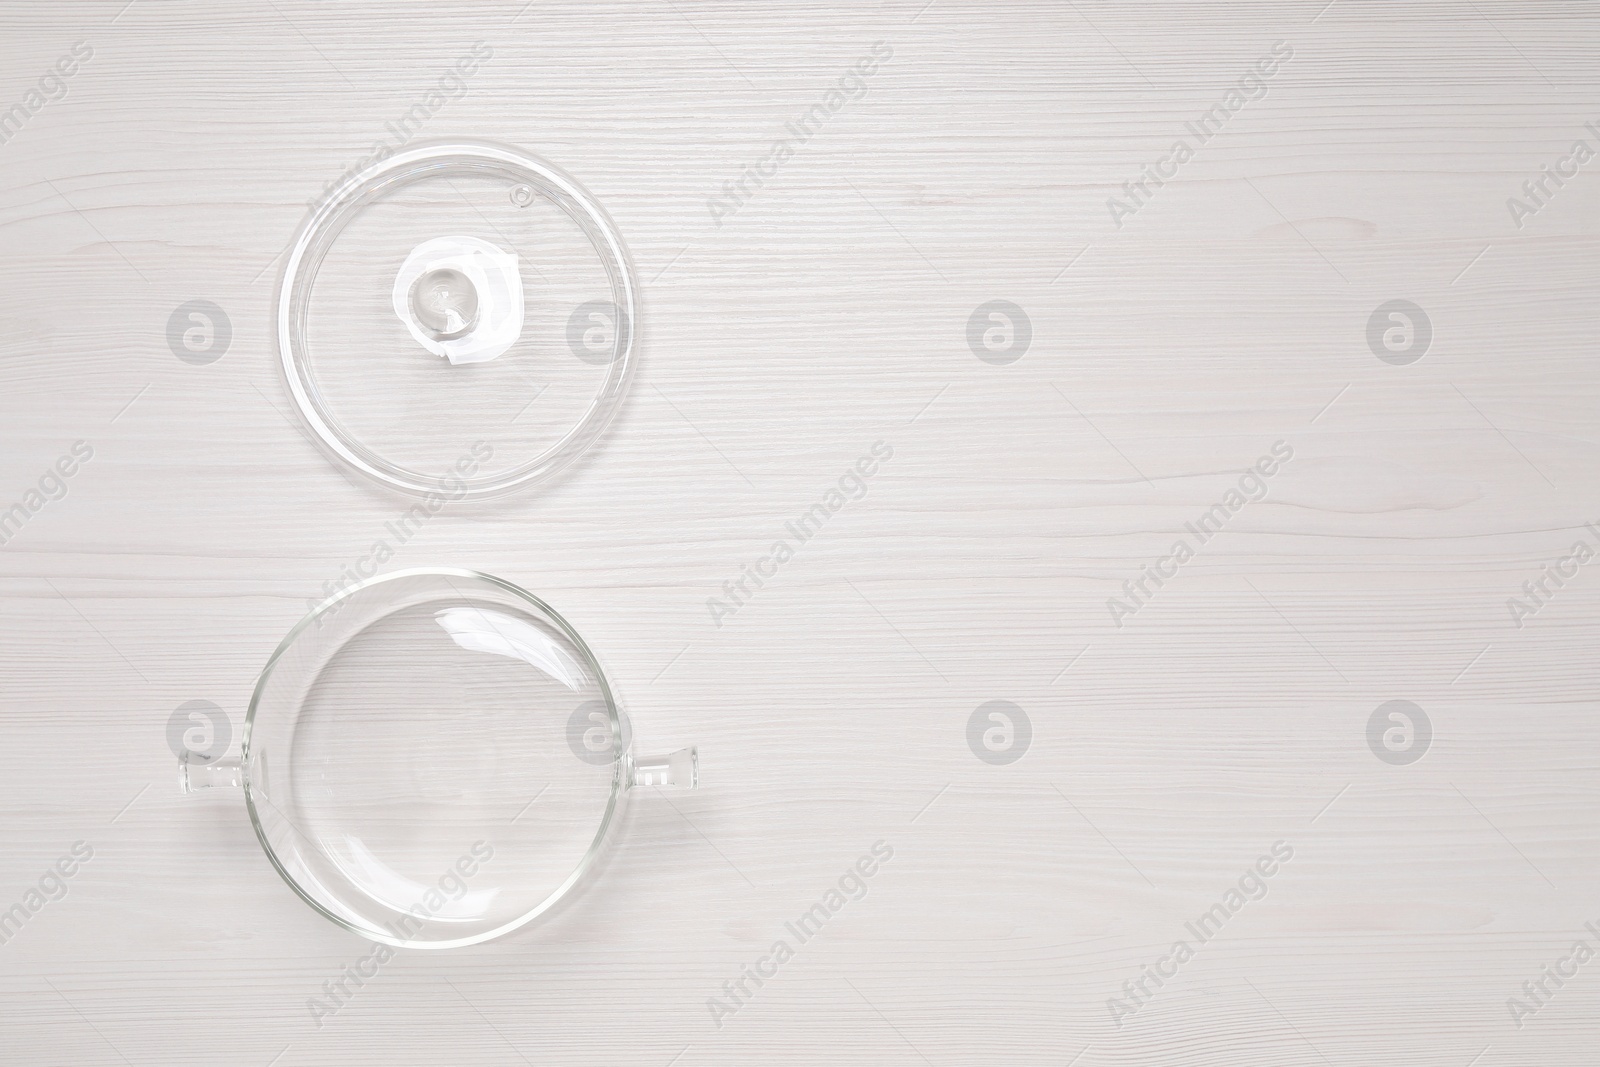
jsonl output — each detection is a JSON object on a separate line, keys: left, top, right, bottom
{"left": 181, "top": 570, "right": 695, "bottom": 949}
{"left": 276, "top": 141, "right": 637, "bottom": 498}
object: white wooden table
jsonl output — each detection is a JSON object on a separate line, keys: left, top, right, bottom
{"left": 2, "top": 1, "right": 1597, "bottom": 1063}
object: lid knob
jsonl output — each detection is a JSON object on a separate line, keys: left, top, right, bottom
{"left": 408, "top": 267, "right": 480, "bottom": 342}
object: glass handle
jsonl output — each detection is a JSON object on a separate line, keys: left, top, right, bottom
{"left": 628, "top": 747, "right": 698, "bottom": 790}
{"left": 179, "top": 753, "right": 242, "bottom": 794}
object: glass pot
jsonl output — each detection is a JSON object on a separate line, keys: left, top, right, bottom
{"left": 181, "top": 570, "right": 697, "bottom": 949}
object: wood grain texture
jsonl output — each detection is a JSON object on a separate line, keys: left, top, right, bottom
{"left": 2, "top": 0, "right": 1599, "bottom": 1064}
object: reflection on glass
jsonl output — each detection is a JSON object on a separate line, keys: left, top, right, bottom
{"left": 433, "top": 606, "right": 587, "bottom": 691}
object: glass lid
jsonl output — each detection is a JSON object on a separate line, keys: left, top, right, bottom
{"left": 276, "top": 141, "right": 637, "bottom": 498}
{"left": 198, "top": 570, "right": 696, "bottom": 949}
